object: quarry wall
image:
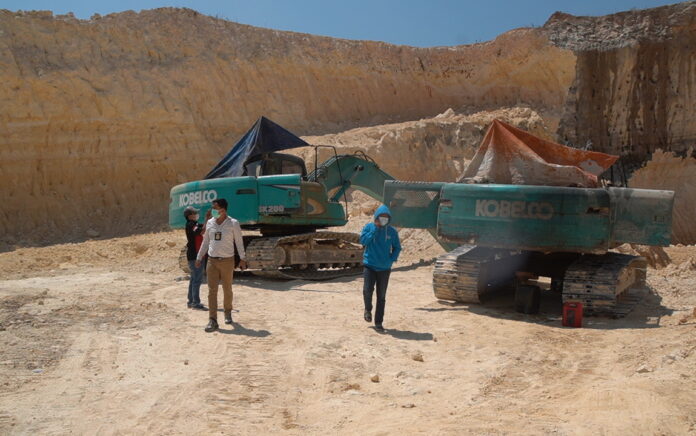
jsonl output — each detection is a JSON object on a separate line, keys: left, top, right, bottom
{"left": 1, "top": 3, "right": 694, "bottom": 246}
{"left": 0, "top": 8, "right": 574, "bottom": 245}
{"left": 551, "top": 3, "right": 696, "bottom": 172}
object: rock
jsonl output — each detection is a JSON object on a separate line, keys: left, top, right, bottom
{"left": 435, "top": 108, "right": 455, "bottom": 119}
{"left": 32, "top": 369, "right": 43, "bottom": 374}
{"left": 184, "top": 360, "right": 189, "bottom": 365}
{"left": 636, "top": 364, "right": 653, "bottom": 374}
{"left": 370, "top": 374, "right": 380, "bottom": 383}
{"left": 412, "top": 352, "right": 424, "bottom": 362}
{"left": 401, "top": 403, "right": 416, "bottom": 408}
{"left": 166, "top": 240, "right": 177, "bottom": 247}
{"left": 86, "top": 229, "right": 100, "bottom": 238}
{"left": 663, "top": 354, "right": 677, "bottom": 364}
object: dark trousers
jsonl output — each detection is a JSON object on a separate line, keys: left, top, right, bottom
{"left": 363, "top": 266, "right": 391, "bottom": 325}
{"left": 187, "top": 259, "right": 204, "bottom": 305}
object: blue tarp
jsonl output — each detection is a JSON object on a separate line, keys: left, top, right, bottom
{"left": 205, "top": 116, "right": 309, "bottom": 179}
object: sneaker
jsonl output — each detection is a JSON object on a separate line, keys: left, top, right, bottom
{"left": 187, "top": 302, "right": 193, "bottom": 308}
{"left": 205, "top": 319, "right": 219, "bottom": 332}
{"left": 224, "top": 311, "right": 233, "bottom": 325}
{"left": 192, "top": 303, "right": 207, "bottom": 311}
{"left": 364, "top": 310, "right": 372, "bottom": 322}
{"left": 374, "top": 324, "right": 385, "bottom": 333}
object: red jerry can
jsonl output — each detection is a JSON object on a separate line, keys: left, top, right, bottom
{"left": 562, "top": 302, "right": 583, "bottom": 327}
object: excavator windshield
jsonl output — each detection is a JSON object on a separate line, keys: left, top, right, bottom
{"left": 243, "top": 153, "right": 307, "bottom": 177}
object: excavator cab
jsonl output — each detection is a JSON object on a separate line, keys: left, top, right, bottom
{"left": 243, "top": 153, "right": 307, "bottom": 178}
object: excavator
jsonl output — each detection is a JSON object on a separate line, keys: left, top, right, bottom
{"left": 169, "top": 117, "right": 395, "bottom": 280}
{"left": 382, "top": 120, "right": 675, "bottom": 317}
{"left": 170, "top": 117, "right": 675, "bottom": 318}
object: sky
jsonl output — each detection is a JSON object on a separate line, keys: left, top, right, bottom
{"left": 0, "top": 0, "right": 682, "bottom": 47}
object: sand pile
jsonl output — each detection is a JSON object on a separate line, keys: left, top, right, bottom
{"left": 299, "top": 106, "right": 551, "bottom": 183}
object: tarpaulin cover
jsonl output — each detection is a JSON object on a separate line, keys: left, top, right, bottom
{"left": 205, "top": 116, "right": 309, "bottom": 179}
{"left": 458, "top": 119, "right": 618, "bottom": 187}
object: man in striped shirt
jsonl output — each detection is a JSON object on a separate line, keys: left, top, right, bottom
{"left": 196, "top": 198, "right": 247, "bottom": 332}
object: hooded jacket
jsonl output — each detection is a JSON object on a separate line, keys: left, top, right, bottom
{"left": 360, "top": 204, "right": 402, "bottom": 271}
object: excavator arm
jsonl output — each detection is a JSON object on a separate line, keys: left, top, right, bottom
{"left": 308, "top": 152, "right": 455, "bottom": 251}
{"left": 307, "top": 152, "right": 393, "bottom": 203}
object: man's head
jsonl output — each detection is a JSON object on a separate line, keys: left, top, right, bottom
{"left": 373, "top": 204, "right": 391, "bottom": 227}
{"left": 212, "top": 198, "right": 228, "bottom": 210}
{"left": 183, "top": 206, "right": 199, "bottom": 221}
{"left": 212, "top": 198, "right": 228, "bottom": 218}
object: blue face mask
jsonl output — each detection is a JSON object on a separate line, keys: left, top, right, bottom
{"left": 211, "top": 209, "right": 220, "bottom": 218}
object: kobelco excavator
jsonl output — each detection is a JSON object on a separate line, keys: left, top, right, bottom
{"left": 169, "top": 117, "right": 395, "bottom": 280}
{"left": 383, "top": 120, "right": 675, "bottom": 317}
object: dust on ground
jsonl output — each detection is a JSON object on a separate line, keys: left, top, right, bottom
{"left": 1, "top": 229, "right": 695, "bottom": 434}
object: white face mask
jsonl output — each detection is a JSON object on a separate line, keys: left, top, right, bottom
{"left": 378, "top": 216, "right": 389, "bottom": 226}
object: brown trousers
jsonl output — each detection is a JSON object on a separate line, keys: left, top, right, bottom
{"left": 207, "top": 257, "right": 235, "bottom": 320}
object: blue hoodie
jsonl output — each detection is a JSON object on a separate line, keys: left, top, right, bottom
{"left": 360, "top": 204, "right": 401, "bottom": 271}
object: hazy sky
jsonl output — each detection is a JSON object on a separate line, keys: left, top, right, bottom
{"left": 1, "top": 0, "right": 681, "bottom": 47}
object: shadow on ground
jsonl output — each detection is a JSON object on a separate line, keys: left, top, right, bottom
{"left": 383, "top": 328, "right": 433, "bottom": 341}
{"left": 417, "top": 286, "right": 673, "bottom": 330}
{"left": 216, "top": 321, "right": 271, "bottom": 337}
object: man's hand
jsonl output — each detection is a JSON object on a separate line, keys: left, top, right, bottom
{"left": 205, "top": 209, "right": 212, "bottom": 220}
{"left": 195, "top": 260, "right": 202, "bottom": 268}
{"left": 239, "top": 260, "right": 248, "bottom": 270}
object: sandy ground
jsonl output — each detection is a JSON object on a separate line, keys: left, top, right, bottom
{"left": 1, "top": 228, "right": 695, "bottom": 435}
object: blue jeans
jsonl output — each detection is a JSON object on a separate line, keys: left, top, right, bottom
{"left": 188, "top": 259, "right": 204, "bottom": 305}
{"left": 363, "top": 266, "right": 391, "bottom": 325}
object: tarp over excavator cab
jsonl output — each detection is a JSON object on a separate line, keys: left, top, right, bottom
{"left": 459, "top": 119, "right": 618, "bottom": 187}
{"left": 205, "top": 116, "right": 309, "bottom": 179}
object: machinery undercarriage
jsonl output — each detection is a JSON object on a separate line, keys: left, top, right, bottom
{"left": 246, "top": 231, "right": 363, "bottom": 280}
{"left": 433, "top": 246, "right": 648, "bottom": 317}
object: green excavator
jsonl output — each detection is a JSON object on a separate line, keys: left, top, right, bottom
{"left": 169, "top": 117, "right": 395, "bottom": 280}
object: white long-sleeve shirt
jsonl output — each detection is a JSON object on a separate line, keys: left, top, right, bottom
{"left": 196, "top": 216, "right": 246, "bottom": 261}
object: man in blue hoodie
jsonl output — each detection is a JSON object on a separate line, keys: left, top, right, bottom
{"left": 360, "top": 204, "right": 401, "bottom": 332}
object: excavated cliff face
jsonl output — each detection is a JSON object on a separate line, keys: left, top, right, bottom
{"left": 1, "top": 4, "right": 694, "bottom": 246}
{"left": 629, "top": 149, "right": 696, "bottom": 245}
{"left": 551, "top": 2, "right": 696, "bottom": 172}
{"left": 0, "top": 8, "right": 575, "bottom": 245}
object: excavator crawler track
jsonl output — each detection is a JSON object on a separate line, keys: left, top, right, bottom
{"left": 562, "top": 253, "right": 647, "bottom": 317}
{"left": 246, "top": 232, "right": 363, "bottom": 281}
{"left": 433, "top": 246, "right": 520, "bottom": 303}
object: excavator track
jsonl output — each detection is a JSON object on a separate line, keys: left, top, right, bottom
{"left": 433, "top": 245, "right": 520, "bottom": 303}
{"left": 562, "top": 253, "right": 647, "bottom": 317}
{"left": 246, "top": 232, "right": 363, "bottom": 281}
{"left": 433, "top": 245, "right": 483, "bottom": 303}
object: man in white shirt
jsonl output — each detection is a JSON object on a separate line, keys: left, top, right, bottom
{"left": 196, "top": 198, "right": 247, "bottom": 332}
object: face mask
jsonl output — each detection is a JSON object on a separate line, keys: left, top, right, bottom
{"left": 211, "top": 209, "right": 220, "bottom": 218}
{"left": 378, "top": 216, "right": 389, "bottom": 226}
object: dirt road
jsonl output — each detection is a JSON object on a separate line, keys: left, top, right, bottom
{"left": 1, "top": 231, "right": 695, "bottom": 434}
